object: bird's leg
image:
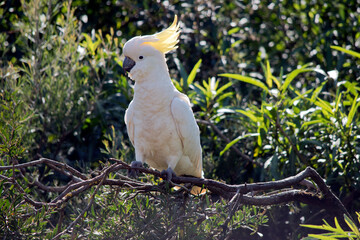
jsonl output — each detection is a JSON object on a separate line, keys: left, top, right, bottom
{"left": 161, "top": 167, "right": 177, "bottom": 182}
{"left": 128, "top": 160, "right": 143, "bottom": 178}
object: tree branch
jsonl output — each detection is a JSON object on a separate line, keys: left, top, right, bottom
{"left": 0, "top": 157, "right": 354, "bottom": 232}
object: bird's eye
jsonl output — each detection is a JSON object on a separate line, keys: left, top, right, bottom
{"left": 139, "top": 56, "right": 144, "bottom": 60}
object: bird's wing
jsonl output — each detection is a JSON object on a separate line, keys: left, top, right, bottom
{"left": 124, "top": 101, "right": 135, "bottom": 146}
{"left": 170, "top": 94, "right": 202, "bottom": 177}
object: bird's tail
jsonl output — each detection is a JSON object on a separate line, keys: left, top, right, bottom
{"left": 173, "top": 184, "right": 206, "bottom": 195}
{"left": 190, "top": 185, "right": 207, "bottom": 195}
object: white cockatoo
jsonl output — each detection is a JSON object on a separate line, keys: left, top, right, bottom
{"left": 123, "top": 15, "right": 204, "bottom": 194}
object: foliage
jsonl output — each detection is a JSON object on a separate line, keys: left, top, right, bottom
{"left": 301, "top": 212, "right": 360, "bottom": 240}
{"left": 80, "top": 187, "right": 268, "bottom": 239}
{"left": 219, "top": 48, "right": 360, "bottom": 207}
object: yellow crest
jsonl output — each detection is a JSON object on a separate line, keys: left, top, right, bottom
{"left": 141, "top": 15, "right": 180, "bottom": 54}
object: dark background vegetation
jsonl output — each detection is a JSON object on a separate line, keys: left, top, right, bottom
{"left": 1, "top": 0, "right": 359, "bottom": 239}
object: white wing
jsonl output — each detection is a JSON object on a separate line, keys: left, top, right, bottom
{"left": 124, "top": 101, "right": 135, "bottom": 146}
{"left": 170, "top": 94, "right": 202, "bottom": 177}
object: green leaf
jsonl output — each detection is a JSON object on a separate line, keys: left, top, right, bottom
{"left": 342, "top": 81, "right": 359, "bottom": 96}
{"left": 307, "top": 234, "right": 338, "bottom": 240}
{"left": 346, "top": 94, "right": 360, "bottom": 128}
{"left": 91, "top": 204, "right": 96, "bottom": 217}
{"left": 301, "top": 120, "right": 326, "bottom": 129}
{"left": 194, "top": 82, "right": 209, "bottom": 99}
{"left": 335, "top": 92, "right": 342, "bottom": 113}
{"left": 311, "top": 81, "right": 327, "bottom": 102}
{"left": 281, "top": 64, "right": 312, "bottom": 94}
{"left": 228, "top": 27, "right": 240, "bottom": 35}
{"left": 174, "top": 58, "right": 188, "bottom": 82}
{"left": 265, "top": 60, "right": 273, "bottom": 88}
{"left": 220, "top": 133, "right": 259, "bottom": 156}
{"left": 331, "top": 45, "right": 360, "bottom": 59}
{"left": 217, "top": 92, "right": 234, "bottom": 102}
{"left": 114, "top": 57, "right": 123, "bottom": 68}
{"left": 334, "top": 217, "right": 346, "bottom": 235}
{"left": 216, "top": 81, "right": 233, "bottom": 96}
{"left": 236, "top": 109, "right": 258, "bottom": 122}
{"left": 314, "top": 98, "right": 334, "bottom": 116}
{"left": 187, "top": 59, "right": 202, "bottom": 86}
{"left": 219, "top": 73, "right": 269, "bottom": 94}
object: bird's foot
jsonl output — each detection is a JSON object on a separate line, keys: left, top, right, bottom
{"left": 161, "top": 167, "right": 176, "bottom": 182}
{"left": 128, "top": 161, "right": 143, "bottom": 178}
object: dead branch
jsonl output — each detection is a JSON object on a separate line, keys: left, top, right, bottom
{"left": 0, "top": 157, "right": 354, "bottom": 237}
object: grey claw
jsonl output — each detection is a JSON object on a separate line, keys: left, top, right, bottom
{"left": 161, "top": 167, "right": 176, "bottom": 182}
{"left": 128, "top": 161, "right": 143, "bottom": 178}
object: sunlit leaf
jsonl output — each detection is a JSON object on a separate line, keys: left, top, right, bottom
{"left": 265, "top": 60, "right": 272, "bottom": 88}
{"left": 281, "top": 64, "right": 312, "bottom": 94}
{"left": 314, "top": 98, "right": 333, "bottom": 116}
{"left": 346, "top": 94, "right": 360, "bottom": 128}
{"left": 236, "top": 109, "right": 258, "bottom": 122}
{"left": 220, "top": 133, "right": 259, "bottom": 156}
{"left": 187, "top": 59, "right": 202, "bottom": 86}
{"left": 219, "top": 73, "right": 269, "bottom": 94}
{"left": 331, "top": 45, "right": 360, "bottom": 59}
{"left": 311, "top": 81, "right": 327, "bottom": 102}
{"left": 344, "top": 214, "right": 360, "bottom": 236}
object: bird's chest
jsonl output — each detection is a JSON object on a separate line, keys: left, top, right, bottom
{"left": 132, "top": 103, "right": 178, "bottom": 149}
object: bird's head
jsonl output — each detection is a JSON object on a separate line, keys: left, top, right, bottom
{"left": 123, "top": 15, "right": 180, "bottom": 81}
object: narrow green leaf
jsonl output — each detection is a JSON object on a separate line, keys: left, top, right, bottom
{"left": 331, "top": 45, "right": 360, "bottom": 59}
{"left": 219, "top": 73, "right": 269, "bottom": 94}
{"left": 91, "top": 204, "right": 96, "bottom": 217}
{"left": 265, "top": 60, "right": 273, "bottom": 88}
{"left": 194, "top": 83, "right": 207, "bottom": 95}
{"left": 314, "top": 98, "right": 334, "bottom": 116}
{"left": 220, "top": 133, "right": 258, "bottom": 156}
{"left": 236, "top": 109, "right": 258, "bottom": 122}
{"left": 281, "top": 65, "right": 312, "bottom": 94}
{"left": 114, "top": 57, "right": 123, "bottom": 68}
{"left": 220, "top": 137, "right": 241, "bottom": 156}
{"left": 307, "top": 234, "right": 339, "bottom": 240}
{"left": 334, "top": 217, "right": 346, "bottom": 234}
{"left": 172, "top": 78, "right": 183, "bottom": 92}
{"left": 270, "top": 153, "right": 279, "bottom": 180}
{"left": 335, "top": 92, "right": 342, "bottom": 113}
{"left": 311, "top": 81, "right": 327, "bottom": 102}
{"left": 228, "top": 27, "right": 240, "bottom": 35}
{"left": 174, "top": 58, "right": 188, "bottom": 83}
{"left": 344, "top": 214, "right": 360, "bottom": 236}
{"left": 346, "top": 95, "right": 360, "bottom": 128}
{"left": 301, "top": 120, "right": 325, "bottom": 129}
{"left": 271, "top": 75, "right": 281, "bottom": 89}
{"left": 216, "top": 81, "right": 233, "bottom": 96}
{"left": 217, "top": 92, "right": 234, "bottom": 102}
{"left": 343, "top": 81, "right": 359, "bottom": 96}
{"left": 187, "top": 59, "right": 202, "bottom": 86}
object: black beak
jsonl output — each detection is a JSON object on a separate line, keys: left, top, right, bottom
{"left": 123, "top": 56, "right": 136, "bottom": 73}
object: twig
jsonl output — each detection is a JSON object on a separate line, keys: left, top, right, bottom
{"left": 51, "top": 163, "right": 115, "bottom": 239}
{"left": 0, "top": 158, "right": 87, "bottom": 180}
{"left": 196, "top": 119, "right": 252, "bottom": 163}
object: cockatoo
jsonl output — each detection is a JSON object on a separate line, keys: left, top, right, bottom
{"left": 123, "top": 15, "right": 204, "bottom": 194}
